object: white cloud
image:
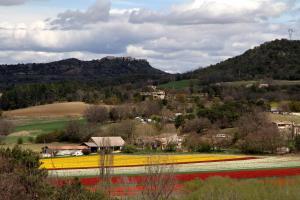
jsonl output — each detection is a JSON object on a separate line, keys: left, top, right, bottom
{"left": 129, "top": 0, "right": 293, "bottom": 25}
{"left": 0, "top": 0, "right": 298, "bottom": 73}
{"left": 49, "top": 0, "right": 111, "bottom": 29}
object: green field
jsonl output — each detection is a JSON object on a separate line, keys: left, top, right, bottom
{"left": 219, "top": 80, "right": 300, "bottom": 87}
{"left": 159, "top": 79, "right": 197, "bottom": 90}
{"left": 4, "top": 118, "right": 85, "bottom": 144}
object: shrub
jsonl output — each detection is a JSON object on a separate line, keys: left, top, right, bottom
{"left": 174, "top": 115, "right": 185, "bottom": 129}
{"left": 164, "top": 142, "right": 177, "bottom": 152}
{"left": 122, "top": 145, "right": 138, "bottom": 154}
{"left": 17, "top": 138, "right": 23, "bottom": 145}
{"left": 28, "top": 137, "right": 34, "bottom": 143}
{"left": 35, "top": 131, "right": 62, "bottom": 143}
{"left": 82, "top": 149, "right": 91, "bottom": 155}
{"left": 184, "top": 134, "right": 212, "bottom": 153}
{"left": 295, "top": 135, "right": 300, "bottom": 152}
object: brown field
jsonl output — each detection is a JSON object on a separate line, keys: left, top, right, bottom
{"left": 3, "top": 102, "right": 91, "bottom": 118}
{"left": 0, "top": 143, "right": 79, "bottom": 152}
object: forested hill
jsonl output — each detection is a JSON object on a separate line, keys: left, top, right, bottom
{"left": 187, "top": 39, "right": 300, "bottom": 83}
{"left": 0, "top": 56, "right": 169, "bottom": 88}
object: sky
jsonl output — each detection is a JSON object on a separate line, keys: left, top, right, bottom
{"left": 0, "top": 0, "right": 299, "bottom": 73}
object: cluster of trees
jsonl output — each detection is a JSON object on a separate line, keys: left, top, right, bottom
{"left": 176, "top": 105, "right": 284, "bottom": 154}
{"left": 0, "top": 82, "right": 103, "bottom": 110}
{"left": 202, "top": 84, "right": 300, "bottom": 106}
{"left": 0, "top": 146, "right": 106, "bottom": 200}
{"left": 236, "top": 111, "right": 282, "bottom": 154}
{"left": 35, "top": 120, "right": 93, "bottom": 143}
{"left": 174, "top": 101, "right": 252, "bottom": 130}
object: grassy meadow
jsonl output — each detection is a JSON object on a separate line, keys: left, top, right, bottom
{"left": 3, "top": 117, "right": 85, "bottom": 144}
{"left": 159, "top": 79, "right": 197, "bottom": 90}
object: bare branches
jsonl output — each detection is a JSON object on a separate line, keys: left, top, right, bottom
{"left": 141, "top": 156, "right": 176, "bottom": 200}
{"left": 98, "top": 138, "right": 114, "bottom": 199}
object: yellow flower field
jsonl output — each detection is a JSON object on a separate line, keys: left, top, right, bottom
{"left": 40, "top": 154, "right": 250, "bottom": 170}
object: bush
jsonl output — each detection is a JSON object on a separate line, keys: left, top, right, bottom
{"left": 289, "top": 101, "right": 300, "bottom": 112}
{"left": 122, "top": 145, "right": 138, "bottom": 154}
{"left": 184, "top": 134, "right": 212, "bottom": 153}
{"left": 28, "top": 137, "right": 34, "bottom": 143}
{"left": 174, "top": 115, "right": 185, "bottom": 129}
{"left": 295, "top": 135, "right": 300, "bottom": 151}
{"left": 82, "top": 149, "right": 91, "bottom": 155}
{"left": 0, "top": 146, "right": 107, "bottom": 200}
{"left": 35, "top": 131, "right": 62, "bottom": 143}
{"left": 164, "top": 142, "right": 177, "bottom": 152}
{"left": 17, "top": 138, "right": 23, "bottom": 145}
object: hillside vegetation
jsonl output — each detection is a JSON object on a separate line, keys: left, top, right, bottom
{"left": 0, "top": 56, "right": 169, "bottom": 88}
{"left": 189, "top": 39, "right": 300, "bottom": 83}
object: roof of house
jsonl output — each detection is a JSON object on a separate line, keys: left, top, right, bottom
{"left": 81, "top": 142, "right": 98, "bottom": 148}
{"left": 90, "top": 137, "right": 125, "bottom": 147}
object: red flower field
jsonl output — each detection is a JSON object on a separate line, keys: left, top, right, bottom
{"left": 52, "top": 167, "right": 300, "bottom": 196}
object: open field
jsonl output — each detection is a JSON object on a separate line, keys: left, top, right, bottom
{"left": 218, "top": 80, "right": 300, "bottom": 87}
{"left": 269, "top": 113, "right": 300, "bottom": 124}
{"left": 159, "top": 79, "right": 197, "bottom": 90}
{"left": 46, "top": 155, "right": 300, "bottom": 177}
{"left": 41, "top": 154, "right": 251, "bottom": 170}
{"left": 3, "top": 102, "right": 90, "bottom": 118}
{"left": 3, "top": 118, "right": 85, "bottom": 144}
{"left": 0, "top": 142, "right": 79, "bottom": 152}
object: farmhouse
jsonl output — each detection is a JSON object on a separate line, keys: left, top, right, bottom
{"left": 82, "top": 137, "right": 125, "bottom": 152}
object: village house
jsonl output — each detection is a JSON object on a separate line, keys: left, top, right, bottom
{"left": 273, "top": 121, "right": 300, "bottom": 139}
{"left": 140, "top": 86, "right": 166, "bottom": 100}
{"left": 82, "top": 137, "right": 125, "bottom": 152}
{"left": 135, "top": 134, "right": 184, "bottom": 151}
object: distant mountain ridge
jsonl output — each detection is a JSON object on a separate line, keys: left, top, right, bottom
{"left": 0, "top": 56, "right": 170, "bottom": 87}
{"left": 188, "top": 39, "right": 300, "bottom": 83}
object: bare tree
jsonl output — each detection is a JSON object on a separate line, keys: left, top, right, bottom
{"left": 98, "top": 138, "right": 114, "bottom": 199}
{"left": 236, "top": 109, "right": 283, "bottom": 153}
{"left": 182, "top": 117, "right": 212, "bottom": 134}
{"left": 0, "top": 119, "right": 14, "bottom": 136}
{"left": 141, "top": 156, "right": 176, "bottom": 200}
{"left": 84, "top": 105, "right": 109, "bottom": 124}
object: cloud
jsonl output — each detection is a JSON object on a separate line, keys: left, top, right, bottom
{"left": 0, "top": 0, "right": 29, "bottom": 6}
{"left": 49, "top": 0, "right": 111, "bottom": 29}
{"left": 0, "top": 0, "right": 298, "bottom": 73}
{"left": 129, "top": 0, "right": 293, "bottom": 25}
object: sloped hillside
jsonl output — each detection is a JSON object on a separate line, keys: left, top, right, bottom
{"left": 189, "top": 39, "right": 300, "bottom": 83}
{"left": 0, "top": 57, "right": 170, "bottom": 87}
